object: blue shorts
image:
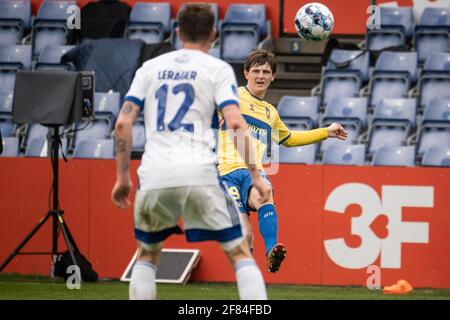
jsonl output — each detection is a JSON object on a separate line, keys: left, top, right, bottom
{"left": 220, "top": 168, "right": 272, "bottom": 213}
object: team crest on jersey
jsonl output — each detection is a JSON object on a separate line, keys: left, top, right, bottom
{"left": 265, "top": 107, "right": 271, "bottom": 119}
{"left": 249, "top": 104, "right": 255, "bottom": 111}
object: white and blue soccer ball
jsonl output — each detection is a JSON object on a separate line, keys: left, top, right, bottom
{"left": 294, "top": 2, "right": 334, "bottom": 41}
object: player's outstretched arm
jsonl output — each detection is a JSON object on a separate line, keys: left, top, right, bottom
{"left": 112, "top": 101, "right": 140, "bottom": 209}
{"left": 221, "top": 104, "right": 271, "bottom": 203}
{"left": 282, "top": 123, "right": 348, "bottom": 147}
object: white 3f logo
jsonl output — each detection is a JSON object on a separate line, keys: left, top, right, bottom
{"left": 324, "top": 183, "right": 433, "bottom": 269}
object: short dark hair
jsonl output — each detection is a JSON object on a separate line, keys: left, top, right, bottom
{"left": 244, "top": 50, "right": 277, "bottom": 74}
{"left": 177, "top": 4, "right": 215, "bottom": 43}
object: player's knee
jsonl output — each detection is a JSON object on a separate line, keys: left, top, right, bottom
{"left": 225, "top": 240, "right": 252, "bottom": 264}
{"left": 250, "top": 187, "right": 274, "bottom": 209}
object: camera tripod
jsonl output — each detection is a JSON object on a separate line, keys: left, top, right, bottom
{"left": 0, "top": 126, "right": 81, "bottom": 278}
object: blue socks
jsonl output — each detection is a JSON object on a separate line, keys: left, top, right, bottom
{"left": 257, "top": 204, "right": 278, "bottom": 256}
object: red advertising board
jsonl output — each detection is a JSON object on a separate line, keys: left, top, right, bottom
{"left": 0, "top": 159, "right": 449, "bottom": 288}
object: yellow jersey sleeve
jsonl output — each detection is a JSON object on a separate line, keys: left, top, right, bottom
{"left": 271, "top": 110, "right": 292, "bottom": 144}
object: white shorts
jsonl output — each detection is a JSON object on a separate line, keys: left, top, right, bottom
{"left": 133, "top": 183, "right": 245, "bottom": 252}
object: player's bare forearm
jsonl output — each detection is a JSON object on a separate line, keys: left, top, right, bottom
{"left": 114, "top": 101, "right": 140, "bottom": 181}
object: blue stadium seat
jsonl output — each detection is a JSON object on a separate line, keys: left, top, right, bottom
{"left": 422, "top": 146, "right": 450, "bottom": 167}
{"left": 0, "top": 136, "right": 19, "bottom": 157}
{"left": 0, "top": 90, "right": 14, "bottom": 117}
{"left": 172, "top": 3, "right": 219, "bottom": 50}
{"left": 423, "top": 98, "right": 450, "bottom": 124}
{"left": 368, "top": 98, "right": 416, "bottom": 155}
{"left": 71, "top": 120, "right": 111, "bottom": 151}
{"left": 34, "top": 45, "right": 74, "bottom": 70}
{"left": 0, "top": 0, "right": 31, "bottom": 45}
{"left": 368, "top": 51, "right": 417, "bottom": 108}
{"left": 220, "top": 4, "right": 269, "bottom": 63}
{"left": 32, "top": 1, "right": 75, "bottom": 56}
{"left": 0, "top": 44, "right": 32, "bottom": 91}
{"left": 24, "top": 136, "right": 68, "bottom": 158}
{"left": 414, "top": 7, "right": 450, "bottom": 63}
{"left": 277, "top": 96, "right": 319, "bottom": 130}
{"left": 279, "top": 144, "right": 316, "bottom": 164}
{"left": 323, "top": 144, "right": 366, "bottom": 166}
{"left": 125, "top": 2, "right": 171, "bottom": 44}
{"left": 418, "top": 53, "right": 450, "bottom": 110}
{"left": 208, "top": 47, "right": 220, "bottom": 58}
{"left": 0, "top": 118, "right": 16, "bottom": 137}
{"left": 132, "top": 120, "right": 146, "bottom": 153}
{"left": 366, "top": 7, "right": 414, "bottom": 51}
{"left": 320, "top": 97, "right": 367, "bottom": 154}
{"left": 24, "top": 137, "right": 48, "bottom": 157}
{"left": 321, "top": 50, "right": 369, "bottom": 107}
{"left": 417, "top": 98, "right": 450, "bottom": 157}
{"left": 422, "top": 52, "right": 450, "bottom": 74}
{"left": 21, "top": 123, "right": 48, "bottom": 151}
{"left": 73, "top": 139, "right": 114, "bottom": 159}
{"left": 94, "top": 91, "right": 121, "bottom": 123}
{"left": 372, "top": 145, "right": 415, "bottom": 166}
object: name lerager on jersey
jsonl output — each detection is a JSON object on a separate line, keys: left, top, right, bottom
{"left": 158, "top": 70, "right": 198, "bottom": 81}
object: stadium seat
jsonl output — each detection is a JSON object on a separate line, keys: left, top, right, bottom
{"left": 94, "top": 91, "right": 121, "bottom": 123}
{"left": 70, "top": 120, "right": 111, "bottom": 151}
{"left": 0, "top": 90, "right": 14, "bottom": 117}
{"left": 32, "top": 1, "right": 75, "bottom": 56}
{"left": 366, "top": 7, "right": 414, "bottom": 51}
{"left": 417, "top": 98, "right": 450, "bottom": 157}
{"left": 417, "top": 53, "right": 450, "bottom": 110}
{"left": 368, "top": 98, "right": 416, "bottom": 155}
{"left": 73, "top": 139, "right": 114, "bottom": 159}
{"left": 21, "top": 124, "right": 49, "bottom": 151}
{"left": 372, "top": 145, "right": 416, "bottom": 166}
{"left": 368, "top": 51, "right": 417, "bottom": 108}
{"left": 423, "top": 98, "right": 450, "bottom": 124}
{"left": 0, "top": 0, "right": 31, "bottom": 46}
{"left": 422, "top": 52, "right": 450, "bottom": 74}
{"left": 0, "top": 136, "right": 19, "bottom": 157}
{"left": 320, "top": 97, "right": 367, "bottom": 153}
{"left": 34, "top": 45, "right": 75, "bottom": 70}
{"left": 422, "top": 146, "right": 450, "bottom": 167}
{"left": 125, "top": 2, "right": 171, "bottom": 44}
{"left": 277, "top": 96, "right": 319, "bottom": 130}
{"left": 0, "top": 118, "right": 16, "bottom": 137}
{"left": 322, "top": 144, "right": 366, "bottom": 166}
{"left": 0, "top": 44, "right": 32, "bottom": 91}
{"left": 132, "top": 120, "right": 146, "bottom": 153}
{"left": 24, "top": 136, "right": 68, "bottom": 158}
{"left": 220, "top": 4, "right": 269, "bottom": 63}
{"left": 279, "top": 144, "right": 316, "bottom": 164}
{"left": 320, "top": 50, "right": 369, "bottom": 107}
{"left": 414, "top": 7, "right": 450, "bottom": 63}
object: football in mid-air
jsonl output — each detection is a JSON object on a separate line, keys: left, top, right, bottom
{"left": 294, "top": 2, "right": 334, "bottom": 41}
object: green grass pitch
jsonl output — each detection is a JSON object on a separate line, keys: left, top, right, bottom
{"left": 0, "top": 274, "right": 449, "bottom": 300}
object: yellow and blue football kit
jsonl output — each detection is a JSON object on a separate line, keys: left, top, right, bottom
{"left": 218, "top": 86, "right": 328, "bottom": 258}
{"left": 218, "top": 86, "right": 328, "bottom": 211}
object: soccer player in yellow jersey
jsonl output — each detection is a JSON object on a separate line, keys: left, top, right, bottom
{"left": 218, "top": 50, "right": 348, "bottom": 273}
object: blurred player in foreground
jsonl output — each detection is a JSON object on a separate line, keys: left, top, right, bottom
{"left": 112, "top": 5, "right": 270, "bottom": 300}
{"left": 218, "top": 50, "right": 348, "bottom": 273}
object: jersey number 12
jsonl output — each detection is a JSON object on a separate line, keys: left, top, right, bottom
{"left": 155, "top": 83, "right": 195, "bottom": 132}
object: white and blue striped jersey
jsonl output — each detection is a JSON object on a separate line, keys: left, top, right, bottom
{"left": 125, "top": 48, "right": 238, "bottom": 190}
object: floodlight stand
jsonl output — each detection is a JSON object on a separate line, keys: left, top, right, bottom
{"left": 0, "top": 126, "right": 81, "bottom": 279}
